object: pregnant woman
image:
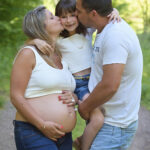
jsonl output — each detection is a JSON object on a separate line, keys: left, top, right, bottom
{"left": 10, "top": 6, "right": 77, "bottom": 150}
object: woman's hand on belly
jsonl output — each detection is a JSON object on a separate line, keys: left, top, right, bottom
{"left": 40, "top": 121, "right": 65, "bottom": 141}
{"left": 59, "top": 90, "right": 78, "bottom": 106}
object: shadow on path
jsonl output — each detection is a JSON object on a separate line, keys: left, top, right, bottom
{"left": 0, "top": 101, "right": 150, "bottom": 150}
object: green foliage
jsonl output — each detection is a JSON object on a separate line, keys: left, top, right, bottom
{"left": 137, "top": 0, "right": 150, "bottom": 33}
{"left": 43, "top": 0, "right": 59, "bottom": 12}
{"left": 0, "top": 95, "right": 6, "bottom": 108}
{"left": 0, "top": 0, "right": 43, "bottom": 44}
{"left": 112, "top": 0, "right": 150, "bottom": 33}
{"left": 138, "top": 33, "right": 150, "bottom": 110}
{"left": 0, "top": 0, "right": 43, "bottom": 106}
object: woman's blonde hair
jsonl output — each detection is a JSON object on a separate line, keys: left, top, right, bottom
{"left": 23, "top": 6, "right": 61, "bottom": 67}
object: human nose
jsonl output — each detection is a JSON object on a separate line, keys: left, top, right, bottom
{"left": 66, "top": 16, "right": 71, "bottom": 22}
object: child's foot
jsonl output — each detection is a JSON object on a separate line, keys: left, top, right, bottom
{"left": 73, "top": 137, "right": 81, "bottom": 150}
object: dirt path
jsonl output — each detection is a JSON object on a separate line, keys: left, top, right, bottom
{"left": 129, "top": 106, "right": 150, "bottom": 150}
{"left": 0, "top": 101, "right": 150, "bottom": 150}
{"left": 0, "top": 101, "right": 16, "bottom": 150}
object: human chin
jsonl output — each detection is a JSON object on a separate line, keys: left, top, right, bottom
{"left": 66, "top": 26, "right": 76, "bottom": 33}
{"left": 79, "top": 19, "right": 89, "bottom": 27}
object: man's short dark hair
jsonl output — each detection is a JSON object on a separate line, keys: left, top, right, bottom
{"left": 81, "top": 0, "right": 113, "bottom": 17}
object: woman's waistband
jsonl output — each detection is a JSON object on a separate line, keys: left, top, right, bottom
{"left": 13, "top": 120, "right": 34, "bottom": 128}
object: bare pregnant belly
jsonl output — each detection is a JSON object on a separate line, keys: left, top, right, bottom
{"left": 15, "top": 94, "right": 77, "bottom": 133}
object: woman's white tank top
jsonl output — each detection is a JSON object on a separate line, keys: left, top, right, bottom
{"left": 23, "top": 46, "right": 76, "bottom": 98}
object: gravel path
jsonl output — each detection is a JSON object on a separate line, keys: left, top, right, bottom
{"left": 0, "top": 101, "right": 16, "bottom": 150}
{"left": 0, "top": 101, "right": 150, "bottom": 150}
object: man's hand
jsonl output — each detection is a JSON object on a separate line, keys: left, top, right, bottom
{"left": 78, "top": 102, "right": 90, "bottom": 120}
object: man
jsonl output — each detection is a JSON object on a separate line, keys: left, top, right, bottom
{"left": 76, "top": 0, "right": 143, "bottom": 149}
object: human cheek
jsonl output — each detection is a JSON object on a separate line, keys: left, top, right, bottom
{"left": 60, "top": 19, "right": 66, "bottom": 27}
{"left": 75, "top": 18, "right": 79, "bottom": 26}
{"left": 79, "top": 16, "right": 85, "bottom": 25}
{"left": 73, "top": 17, "right": 78, "bottom": 24}
{"left": 77, "top": 13, "right": 82, "bottom": 21}
{"left": 60, "top": 18, "right": 63, "bottom": 24}
{"left": 77, "top": 15, "right": 82, "bottom": 23}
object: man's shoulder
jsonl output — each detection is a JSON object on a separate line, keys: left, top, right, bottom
{"left": 104, "top": 20, "right": 133, "bottom": 41}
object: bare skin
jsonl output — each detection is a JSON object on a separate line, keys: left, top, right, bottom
{"left": 10, "top": 48, "right": 77, "bottom": 141}
{"left": 16, "top": 93, "right": 77, "bottom": 133}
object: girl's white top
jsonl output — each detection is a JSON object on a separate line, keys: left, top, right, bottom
{"left": 56, "top": 31, "right": 94, "bottom": 74}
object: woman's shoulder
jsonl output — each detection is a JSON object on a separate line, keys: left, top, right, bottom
{"left": 16, "top": 46, "right": 35, "bottom": 59}
{"left": 13, "top": 46, "right": 36, "bottom": 65}
{"left": 20, "top": 46, "right": 35, "bottom": 55}
{"left": 11, "top": 49, "right": 35, "bottom": 74}
{"left": 21, "top": 45, "right": 38, "bottom": 54}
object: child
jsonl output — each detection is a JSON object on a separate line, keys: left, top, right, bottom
{"left": 32, "top": 0, "right": 120, "bottom": 149}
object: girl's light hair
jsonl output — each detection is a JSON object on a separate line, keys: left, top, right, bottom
{"left": 23, "top": 6, "right": 61, "bottom": 67}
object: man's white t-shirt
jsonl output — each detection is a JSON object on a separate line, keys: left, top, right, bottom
{"left": 88, "top": 20, "right": 143, "bottom": 128}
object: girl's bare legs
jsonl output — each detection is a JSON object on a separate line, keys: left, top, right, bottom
{"left": 81, "top": 108, "right": 104, "bottom": 150}
{"left": 73, "top": 94, "right": 104, "bottom": 150}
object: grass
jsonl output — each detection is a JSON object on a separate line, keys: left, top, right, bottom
{"left": 72, "top": 112, "right": 85, "bottom": 139}
{"left": 72, "top": 112, "right": 85, "bottom": 150}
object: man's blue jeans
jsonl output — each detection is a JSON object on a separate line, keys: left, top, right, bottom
{"left": 90, "top": 121, "right": 138, "bottom": 150}
{"left": 13, "top": 120, "right": 72, "bottom": 150}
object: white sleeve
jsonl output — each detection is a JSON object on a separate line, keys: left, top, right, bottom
{"left": 102, "top": 31, "right": 128, "bottom": 65}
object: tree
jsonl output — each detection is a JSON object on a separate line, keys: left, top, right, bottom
{"left": 43, "top": 0, "right": 59, "bottom": 13}
{"left": 0, "top": 0, "right": 42, "bottom": 44}
{"left": 137, "top": 0, "right": 150, "bottom": 32}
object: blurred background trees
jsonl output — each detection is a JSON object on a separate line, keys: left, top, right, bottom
{"left": 137, "top": 0, "right": 150, "bottom": 33}
{"left": 0, "top": 0, "right": 150, "bottom": 109}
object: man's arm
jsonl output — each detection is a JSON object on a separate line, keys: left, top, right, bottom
{"left": 78, "top": 63, "right": 125, "bottom": 120}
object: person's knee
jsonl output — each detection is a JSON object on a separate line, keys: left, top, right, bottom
{"left": 89, "top": 110, "right": 104, "bottom": 131}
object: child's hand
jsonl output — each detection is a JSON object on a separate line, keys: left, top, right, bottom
{"left": 34, "top": 39, "right": 54, "bottom": 56}
{"left": 107, "top": 8, "right": 121, "bottom": 23}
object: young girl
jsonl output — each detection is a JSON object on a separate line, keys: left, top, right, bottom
{"left": 32, "top": 0, "right": 120, "bottom": 149}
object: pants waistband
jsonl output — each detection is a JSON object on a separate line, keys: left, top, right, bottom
{"left": 74, "top": 73, "right": 90, "bottom": 80}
